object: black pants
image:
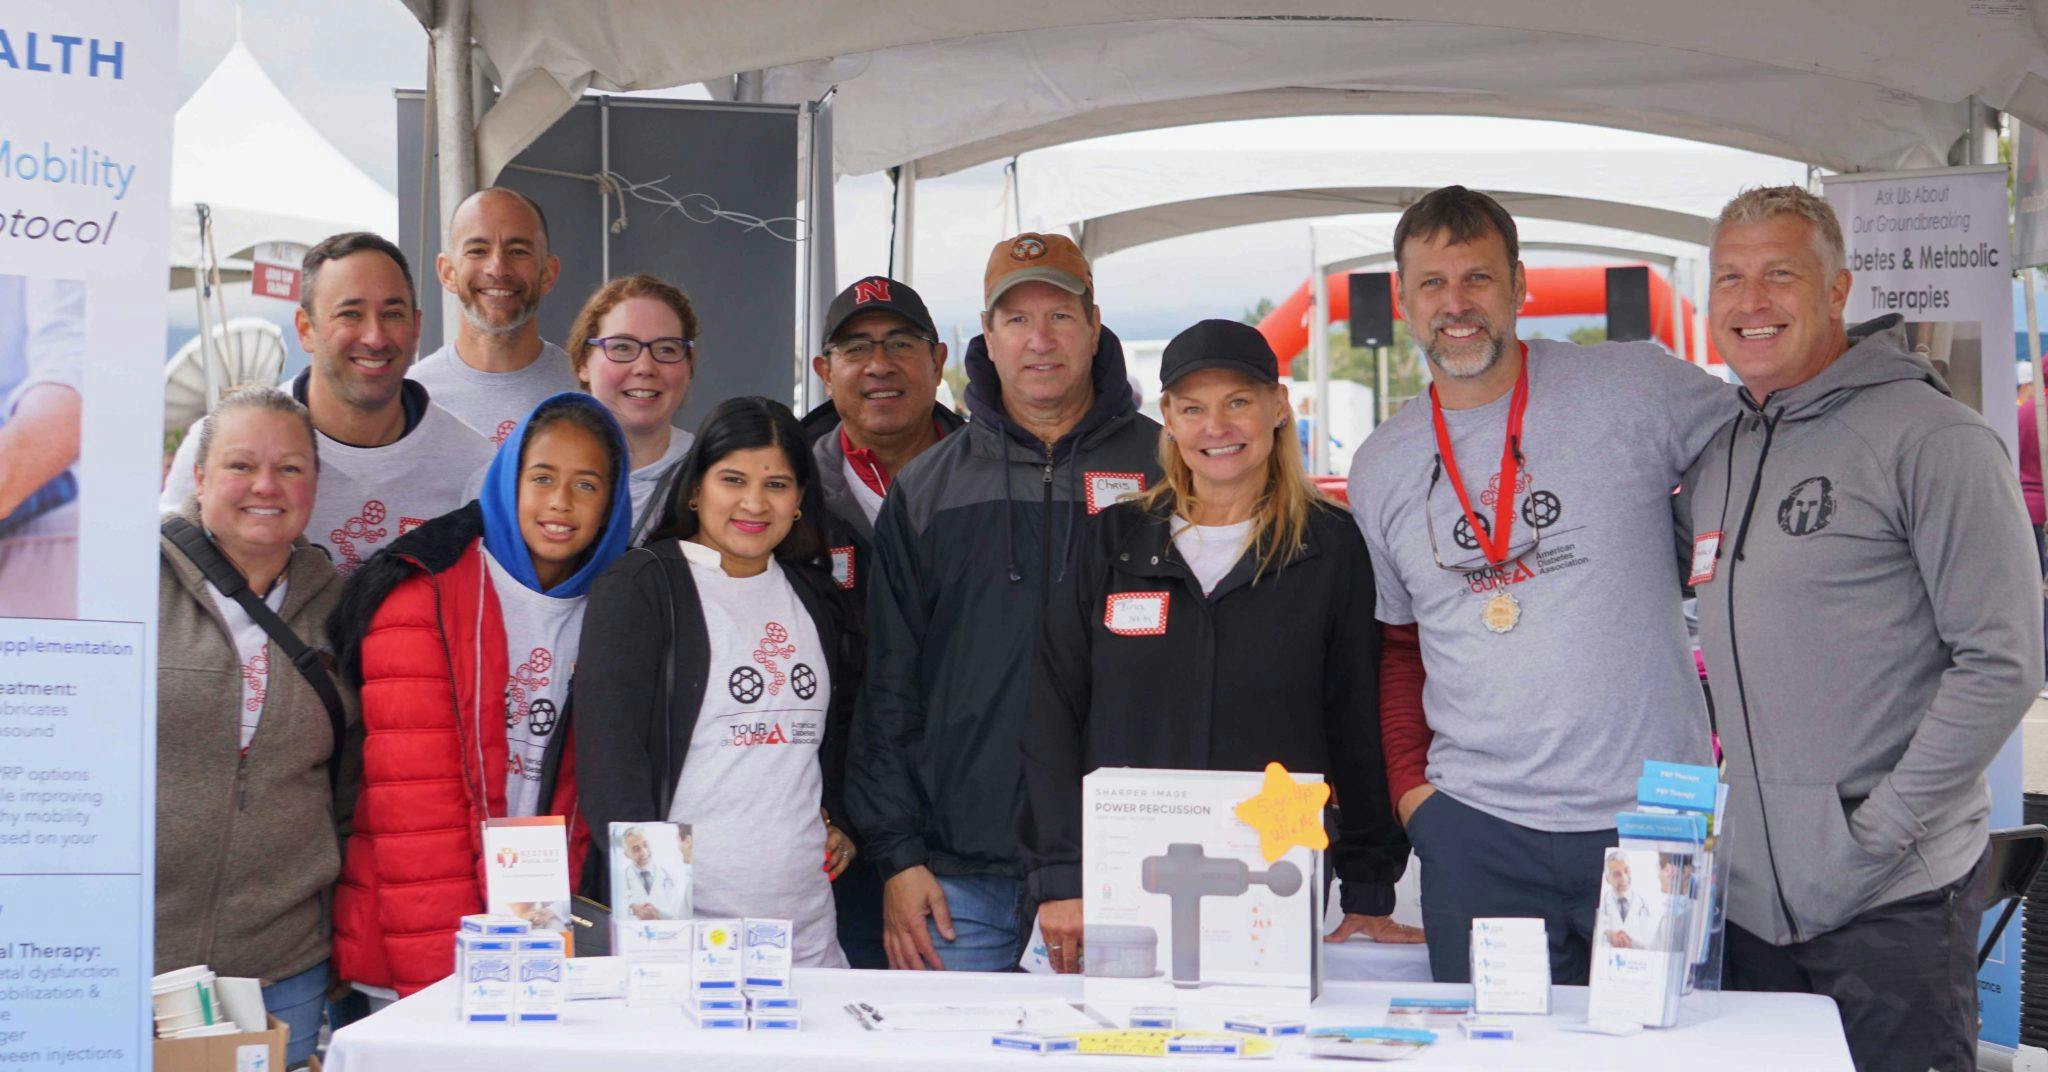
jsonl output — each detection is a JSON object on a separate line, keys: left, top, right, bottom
{"left": 1725, "top": 850, "right": 1991, "bottom": 1072}
{"left": 1404, "top": 789, "right": 1616, "bottom": 984}
{"left": 833, "top": 856, "right": 888, "bottom": 969}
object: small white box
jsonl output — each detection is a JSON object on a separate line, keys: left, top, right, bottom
{"left": 687, "top": 1008, "right": 748, "bottom": 1030}
{"left": 749, "top": 1013, "right": 802, "bottom": 1032}
{"left": 746, "top": 992, "right": 801, "bottom": 1013}
{"left": 460, "top": 914, "right": 531, "bottom": 936}
{"left": 515, "top": 934, "right": 564, "bottom": 1022}
{"left": 565, "top": 956, "right": 627, "bottom": 1001}
{"left": 1461, "top": 1018, "right": 1517, "bottom": 1040}
{"left": 692, "top": 993, "right": 747, "bottom": 1015}
{"left": 1164, "top": 1035, "right": 1250, "bottom": 1057}
{"left": 1128, "top": 1005, "right": 1176, "bottom": 1029}
{"left": 1221, "top": 1015, "right": 1305, "bottom": 1037}
{"left": 618, "top": 919, "right": 694, "bottom": 1008}
{"left": 456, "top": 935, "right": 517, "bottom": 1023}
{"left": 742, "top": 918, "right": 793, "bottom": 990}
{"left": 693, "top": 919, "right": 742, "bottom": 992}
{"left": 991, "top": 1031, "right": 1076, "bottom": 1054}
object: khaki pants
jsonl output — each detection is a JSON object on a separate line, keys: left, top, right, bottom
{"left": 0, "top": 499, "right": 77, "bottom": 618}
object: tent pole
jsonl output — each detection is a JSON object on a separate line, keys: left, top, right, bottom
{"left": 431, "top": 0, "right": 476, "bottom": 341}
{"left": 889, "top": 160, "right": 917, "bottom": 286}
{"left": 1309, "top": 229, "right": 1331, "bottom": 476}
{"left": 1690, "top": 256, "right": 1710, "bottom": 367}
{"left": 1668, "top": 259, "right": 1686, "bottom": 364}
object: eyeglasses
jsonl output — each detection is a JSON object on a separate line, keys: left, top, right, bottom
{"left": 828, "top": 334, "right": 938, "bottom": 361}
{"left": 588, "top": 335, "right": 694, "bottom": 364}
{"left": 1422, "top": 451, "right": 1544, "bottom": 574}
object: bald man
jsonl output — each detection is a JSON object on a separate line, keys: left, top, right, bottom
{"left": 408, "top": 187, "right": 578, "bottom": 446}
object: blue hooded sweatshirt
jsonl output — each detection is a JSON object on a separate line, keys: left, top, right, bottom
{"left": 478, "top": 392, "right": 634, "bottom": 599}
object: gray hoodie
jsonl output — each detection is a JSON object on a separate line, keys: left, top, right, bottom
{"left": 1679, "top": 314, "right": 2041, "bottom": 946}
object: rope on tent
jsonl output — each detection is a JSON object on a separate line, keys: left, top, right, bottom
{"left": 504, "top": 163, "right": 806, "bottom": 244}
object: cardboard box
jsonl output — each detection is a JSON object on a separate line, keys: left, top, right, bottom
{"left": 152, "top": 1013, "right": 286, "bottom": 1072}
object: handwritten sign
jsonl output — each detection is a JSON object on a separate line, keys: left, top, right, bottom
{"left": 1232, "top": 762, "right": 1330, "bottom": 863}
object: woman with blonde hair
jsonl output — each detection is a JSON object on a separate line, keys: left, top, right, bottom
{"left": 1021, "top": 319, "right": 1417, "bottom": 975}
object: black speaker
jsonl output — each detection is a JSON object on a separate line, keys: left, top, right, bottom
{"left": 1348, "top": 272, "right": 1394, "bottom": 348}
{"left": 1606, "top": 266, "right": 1653, "bottom": 343}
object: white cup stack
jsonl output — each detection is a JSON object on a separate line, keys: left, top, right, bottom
{"left": 151, "top": 965, "right": 223, "bottom": 1036}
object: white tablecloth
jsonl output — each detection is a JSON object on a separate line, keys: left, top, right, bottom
{"left": 325, "top": 968, "right": 1850, "bottom": 1071}
{"left": 1321, "top": 938, "right": 1434, "bottom": 983}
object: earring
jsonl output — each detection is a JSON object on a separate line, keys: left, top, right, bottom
{"left": 794, "top": 509, "right": 803, "bottom": 521}
{"left": 687, "top": 500, "right": 699, "bottom": 510}
{"left": 1166, "top": 432, "right": 1175, "bottom": 442}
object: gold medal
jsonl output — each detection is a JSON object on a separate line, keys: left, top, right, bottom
{"left": 1482, "top": 591, "right": 1520, "bottom": 634}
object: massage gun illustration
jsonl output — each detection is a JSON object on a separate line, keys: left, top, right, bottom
{"left": 1141, "top": 843, "right": 1303, "bottom": 988}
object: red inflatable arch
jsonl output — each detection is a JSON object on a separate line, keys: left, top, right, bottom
{"left": 1257, "top": 265, "right": 1721, "bottom": 374}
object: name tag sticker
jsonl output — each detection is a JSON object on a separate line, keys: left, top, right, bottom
{"left": 1689, "top": 531, "right": 1723, "bottom": 585}
{"left": 830, "top": 546, "right": 856, "bottom": 590}
{"left": 1085, "top": 471, "right": 1146, "bottom": 514}
{"left": 1104, "top": 591, "right": 1170, "bottom": 636}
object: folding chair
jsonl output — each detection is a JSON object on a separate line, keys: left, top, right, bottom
{"left": 1978, "top": 824, "right": 2048, "bottom": 969}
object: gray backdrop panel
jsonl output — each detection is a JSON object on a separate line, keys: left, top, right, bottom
{"left": 397, "top": 92, "right": 799, "bottom": 433}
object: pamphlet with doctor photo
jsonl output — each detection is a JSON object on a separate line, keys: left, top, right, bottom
{"left": 610, "top": 821, "right": 693, "bottom": 927}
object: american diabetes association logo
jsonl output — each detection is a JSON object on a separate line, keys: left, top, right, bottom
{"left": 726, "top": 621, "right": 818, "bottom": 704}
{"left": 1777, "top": 476, "right": 1835, "bottom": 537}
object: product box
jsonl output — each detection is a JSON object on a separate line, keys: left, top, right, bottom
{"left": 481, "top": 817, "right": 575, "bottom": 954}
{"left": 566, "top": 955, "right": 627, "bottom": 1001}
{"left": 747, "top": 992, "right": 801, "bottom": 1013}
{"left": 749, "top": 1012, "right": 802, "bottom": 1032}
{"left": 516, "top": 933, "right": 565, "bottom": 1023}
{"left": 1128, "top": 1005, "right": 1176, "bottom": 1029}
{"left": 1470, "top": 918, "right": 1549, "bottom": 1016}
{"left": 1081, "top": 767, "right": 1324, "bottom": 1008}
{"left": 152, "top": 1014, "right": 287, "bottom": 1072}
{"left": 693, "top": 918, "right": 743, "bottom": 991}
{"left": 692, "top": 993, "right": 748, "bottom": 1015}
{"left": 687, "top": 1008, "right": 748, "bottom": 1030}
{"left": 1222, "top": 1015, "right": 1305, "bottom": 1037}
{"left": 992, "top": 1031, "right": 1077, "bottom": 1054}
{"left": 459, "top": 914, "right": 531, "bottom": 936}
{"left": 742, "top": 917, "right": 793, "bottom": 989}
{"left": 617, "top": 919, "right": 693, "bottom": 1008}
{"left": 457, "top": 934, "right": 518, "bottom": 1023}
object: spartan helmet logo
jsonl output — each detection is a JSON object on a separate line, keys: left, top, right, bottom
{"left": 1777, "top": 476, "right": 1836, "bottom": 537}
{"left": 1011, "top": 236, "right": 1047, "bottom": 260}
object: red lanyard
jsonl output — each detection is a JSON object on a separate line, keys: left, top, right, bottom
{"left": 1428, "top": 346, "right": 1529, "bottom": 566}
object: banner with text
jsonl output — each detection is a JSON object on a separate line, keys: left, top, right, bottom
{"left": 0, "top": 4, "right": 175, "bottom": 1071}
{"left": 1823, "top": 164, "right": 2023, "bottom": 1049}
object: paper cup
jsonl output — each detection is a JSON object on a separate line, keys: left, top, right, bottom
{"left": 154, "top": 1007, "right": 208, "bottom": 1034}
{"left": 215, "top": 977, "right": 266, "bottom": 1032}
{"left": 151, "top": 966, "right": 220, "bottom": 1027}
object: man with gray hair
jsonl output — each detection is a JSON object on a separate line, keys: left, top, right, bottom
{"left": 408, "top": 187, "right": 578, "bottom": 446}
{"left": 1680, "top": 184, "right": 2040, "bottom": 1072}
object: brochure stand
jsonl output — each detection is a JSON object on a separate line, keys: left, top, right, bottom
{"left": 1588, "top": 762, "right": 1729, "bottom": 1029}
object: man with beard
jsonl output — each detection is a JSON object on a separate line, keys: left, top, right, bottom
{"left": 409, "top": 187, "right": 577, "bottom": 446}
{"left": 1346, "top": 186, "right": 1735, "bottom": 983}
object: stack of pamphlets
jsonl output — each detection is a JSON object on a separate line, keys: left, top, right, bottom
{"left": 1587, "top": 761, "right": 1726, "bottom": 1028}
{"left": 1469, "top": 918, "right": 1549, "bottom": 1014}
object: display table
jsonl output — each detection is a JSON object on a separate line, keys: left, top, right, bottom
{"left": 325, "top": 968, "right": 1851, "bottom": 1071}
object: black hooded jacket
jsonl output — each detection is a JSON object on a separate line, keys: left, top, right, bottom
{"left": 798, "top": 399, "right": 966, "bottom": 620}
{"left": 847, "top": 325, "right": 1163, "bottom": 881}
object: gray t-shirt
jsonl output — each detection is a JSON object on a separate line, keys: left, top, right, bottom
{"left": 628, "top": 430, "right": 695, "bottom": 543}
{"left": 1346, "top": 339, "right": 1736, "bottom": 830}
{"left": 407, "top": 340, "right": 583, "bottom": 446}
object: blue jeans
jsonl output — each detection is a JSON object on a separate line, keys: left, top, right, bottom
{"left": 263, "top": 961, "right": 327, "bottom": 1068}
{"left": 927, "top": 874, "right": 1027, "bottom": 972}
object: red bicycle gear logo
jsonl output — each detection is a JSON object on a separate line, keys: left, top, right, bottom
{"left": 242, "top": 650, "right": 268, "bottom": 712}
{"left": 492, "top": 420, "right": 518, "bottom": 445}
{"left": 753, "top": 622, "right": 795, "bottom": 696}
{"left": 330, "top": 500, "right": 389, "bottom": 570}
{"left": 505, "top": 647, "right": 554, "bottom": 725}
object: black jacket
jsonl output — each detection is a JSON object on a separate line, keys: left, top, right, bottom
{"left": 570, "top": 540, "right": 859, "bottom": 904}
{"left": 849, "top": 326, "right": 1163, "bottom": 881}
{"left": 1021, "top": 496, "right": 1407, "bottom": 916}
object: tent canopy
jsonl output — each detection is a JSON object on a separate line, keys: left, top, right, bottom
{"left": 402, "top": 2, "right": 2048, "bottom": 178}
{"left": 171, "top": 40, "right": 399, "bottom": 271}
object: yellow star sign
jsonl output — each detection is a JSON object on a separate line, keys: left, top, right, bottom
{"left": 1232, "top": 762, "right": 1330, "bottom": 863}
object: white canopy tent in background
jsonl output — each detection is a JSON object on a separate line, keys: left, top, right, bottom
{"left": 169, "top": 37, "right": 398, "bottom": 413}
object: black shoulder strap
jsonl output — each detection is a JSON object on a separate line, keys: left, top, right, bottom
{"left": 163, "top": 517, "right": 349, "bottom": 791}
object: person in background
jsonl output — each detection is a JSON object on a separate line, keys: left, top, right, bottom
{"left": 568, "top": 274, "right": 700, "bottom": 543}
{"left": 409, "top": 188, "right": 578, "bottom": 446}
{"left": 326, "top": 393, "right": 632, "bottom": 1000}
{"left": 850, "top": 233, "right": 1162, "bottom": 972}
{"left": 575, "top": 396, "right": 858, "bottom": 968}
{"left": 1682, "top": 184, "right": 2041, "bottom": 1072}
{"left": 1024, "top": 320, "right": 1416, "bottom": 974}
{"left": 797, "top": 274, "right": 962, "bottom": 967}
{"left": 156, "top": 387, "right": 353, "bottom": 1068}
{"left": 161, "top": 232, "right": 494, "bottom": 573}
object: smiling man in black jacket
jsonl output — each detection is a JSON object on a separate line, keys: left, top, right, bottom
{"left": 848, "top": 233, "right": 1162, "bottom": 971}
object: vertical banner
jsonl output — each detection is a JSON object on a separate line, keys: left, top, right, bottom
{"left": 0, "top": 4, "right": 175, "bottom": 1072}
{"left": 1823, "top": 164, "right": 2022, "bottom": 1049}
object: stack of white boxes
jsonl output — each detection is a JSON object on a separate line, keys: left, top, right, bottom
{"left": 456, "top": 914, "right": 562, "bottom": 1024}
{"left": 1469, "top": 918, "right": 1550, "bottom": 1015}
{"left": 615, "top": 917, "right": 800, "bottom": 1031}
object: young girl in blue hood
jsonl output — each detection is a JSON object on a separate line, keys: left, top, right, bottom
{"left": 327, "top": 392, "right": 633, "bottom": 998}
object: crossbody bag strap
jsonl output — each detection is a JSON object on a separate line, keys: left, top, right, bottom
{"left": 162, "top": 517, "right": 349, "bottom": 792}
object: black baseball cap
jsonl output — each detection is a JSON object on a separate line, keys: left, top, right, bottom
{"left": 1159, "top": 319, "right": 1280, "bottom": 390}
{"left": 821, "top": 276, "right": 937, "bottom": 349}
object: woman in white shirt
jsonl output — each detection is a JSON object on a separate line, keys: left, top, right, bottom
{"left": 568, "top": 274, "right": 699, "bottom": 543}
{"left": 575, "top": 396, "right": 859, "bottom": 966}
